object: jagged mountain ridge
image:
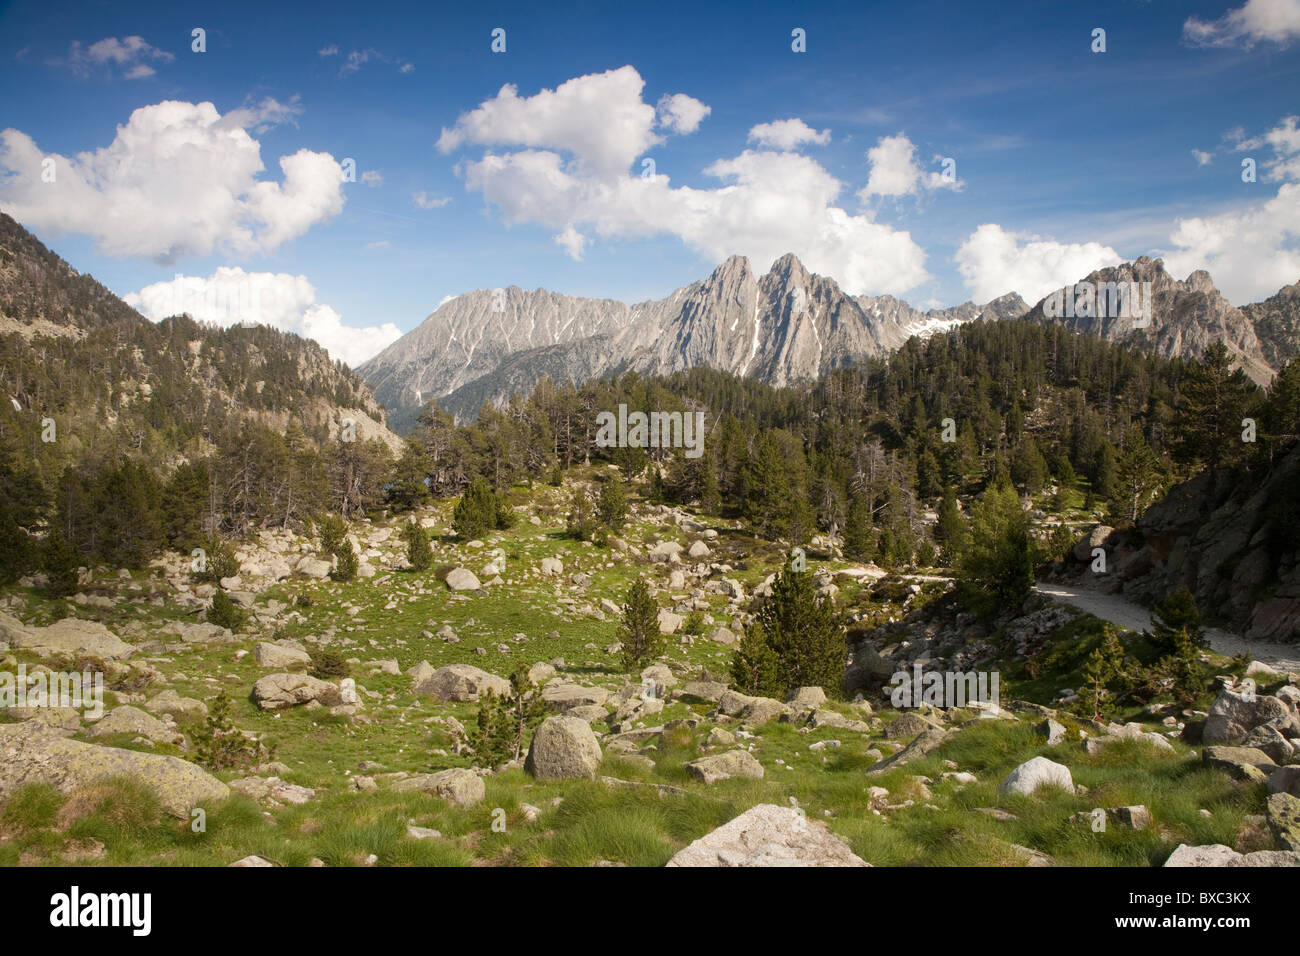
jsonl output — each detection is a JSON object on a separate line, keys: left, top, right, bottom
{"left": 360, "top": 253, "right": 1030, "bottom": 430}
{"left": 1020, "top": 256, "right": 1297, "bottom": 386}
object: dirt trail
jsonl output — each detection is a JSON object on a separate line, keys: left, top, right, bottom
{"left": 1032, "top": 582, "right": 1300, "bottom": 672}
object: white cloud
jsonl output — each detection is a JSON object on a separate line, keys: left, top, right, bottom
{"left": 124, "top": 268, "right": 401, "bottom": 366}
{"left": 413, "top": 191, "right": 451, "bottom": 209}
{"left": 656, "top": 93, "right": 710, "bottom": 134}
{"left": 437, "top": 66, "right": 662, "bottom": 179}
{"left": 1163, "top": 116, "right": 1300, "bottom": 302}
{"left": 554, "top": 225, "right": 588, "bottom": 260}
{"left": 1184, "top": 0, "right": 1300, "bottom": 47}
{"left": 318, "top": 45, "right": 339, "bottom": 57}
{"left": 747, "top": 118, "right": 830, "bottom": 150}
{"left": 365, "top": 240, "right": 390, "bottom": 249}
{"left": 341, "top": 49, "right": 377, "bottom": 76}
{"left": 64, "top": 36, "right": 174, "bottom": 79}
{"left": 442, "top": 67, "right": 930, "bottom": 296}
{"left": 0, "top": 99, "right": 345, "bottom": 262}
{"left": 1192, "top": 149, "right": 1214, "bottom": 166}
{"left": 360, "top": 170, "right": 383, "bottom": 187}
{"left": 859, "top": 133, "right": 960, "bottom": 199}
{"left": 955, "top": 224, "right": 1124, "bottom": 303}
{"left": 219, "top": 96, "right": 303, "bottom": 135}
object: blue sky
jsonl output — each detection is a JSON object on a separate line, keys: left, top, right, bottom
{"left": 1, "top": 0, "right": 1298, "bottom": 365}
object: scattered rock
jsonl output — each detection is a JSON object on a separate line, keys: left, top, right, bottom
{"left": 684, "top": 749, "right": 765, "bottom": 784}
{"left": 666, "top": 804, "right": 869, "bottom": 867}
{"left": 252, "top": 673, "right": 344, "bottom": 710}
{"left": 391, "top": 768, "right": 485, "bottom": 807}
{"left": 412, "top": 664, "right": 510, "bottom": 702}
{"left": 525, "top": 716, "right": 603, "bottom": 780}
{"left": 998, "top": 756, "right": 1075, "bottom": 797}
{"left": 0, "top": 721, "right": 227, "bottom": 817}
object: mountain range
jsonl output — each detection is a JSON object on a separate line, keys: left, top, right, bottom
{"left": 360, "top": 253, "right": 1299, "bottom": 432}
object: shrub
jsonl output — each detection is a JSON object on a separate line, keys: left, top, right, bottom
{"left": 566, "top": 487, "right": 598, "bottom": 541}
{"left": 331, "top": 543, "right": 358, "bottom": 582}
{"left": 193, "top": 692, "right": 268, "bottom": 771}
{"left": 192, "top": 536, "right": 239, "bottom": 584}
{"left": 453, "top": 478, "right": 509, "bottom": 540}
{"left": 317, "top": 515, "right": 348, "bottom": 557}
{"left": 308, "top": 648, "right": 350, "bottom": 680}
{"left": 208, "top": 588, "right": 247, "bottom": 631}
{"left": 470, "top": 661, "right": 547, "bottom": 767}
{"left": 682, "top": 610, "right": 707, "bottom": 637}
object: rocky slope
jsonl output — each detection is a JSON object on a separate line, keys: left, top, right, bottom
{"left": 1053, "top": 442, "right": 1300, "bottom": 643}
{"left": 360, "top": 254, "right": 1029, "bottom": 430}
{"left": 1021, "top": 257, "right": 1290, "bottom": 385}
{"left": 0, "top": 213, "right": 402, "bottom": 454}
{"left": 1245, "top": 280, "right": 1300, "bottom": 371}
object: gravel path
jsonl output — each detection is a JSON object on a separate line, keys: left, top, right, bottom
{"left": 1032, "top": 582, "right": 1300, "bottom": 672}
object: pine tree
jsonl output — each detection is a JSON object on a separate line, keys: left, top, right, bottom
{"left": 452, "top": 477, "right": 500, "bottom": 540}
{"left": 934, "top": 485, "right": 968, "bottom": 559}
{"left": 1081, "top": 625, "right": 1127, "bottom": 720}
{"left": 1149, "top": 587, "right": 1206, "bottom": 652}
{"left": 566, "top": 486, "right": 597, "bottom": 541}
{"left": 402, "top": 519, "right": 432, "bottom": 572}
{"left": 844, "top": 493, "right": 874, "bottom": 561}
{"left": 597, "top": 476, "right": 628, "bottom": 529}
{"left": 331, "top": 541, "right": 358, "bottom": 582}
{"left": 745, "top": 566, "right": 845, "bottom": 698}
{"left": 1011, "top": 436, "right": 1049, "bottom": 495}
{"left": 731, "top": 625, "right": 781, "bottom": 698}
{"left": 317, "top": 514, "right": 348, "bottom": 556}
{"left": 957, "top": 479, "right": 1037, "bottom": 620}
{"left": 470, "top": 661, "right": 548, "bottom": 767}
{"left": 42, "top": 531, "right": 80, "bottom": 599}
{"left": 208, "top": 588, "right": 248, "bottom": 631}
{"left": 699, "top": 456, "right": 722, "bottom": 515}
{"left": 1114, "top": 426, "right": 1163, "bottom": 522}
{"left": 387, "top": 442, "right": 430, "bottom": 512}
{"left": 618, "top": 577, "right": 662, "bottom": 672}
{"left": 1173, "top": 342, "right": 1256, "bottom": 472}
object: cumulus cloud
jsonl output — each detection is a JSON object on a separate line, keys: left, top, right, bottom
{"left": 1163, "top": 116, "right": 1300, "bottom": 302}
{"left": 441, "top": 66, "right": 930, "bottom": 295}
{"left": 124, "top": 268, "right": 401, "bottom": 366}
{"left": 0, "top": 99, "right": 345, "bottom": 262}
{"left": 437, "top": 66, "right": 662, "bottom": 179}
{"left": 1184, "top": 0, "right": 1300, "bottom": 48}
{"left": 63, "top": 36, "right": 174, "bottom": 79}
{"left": 748, "top": 118, "right": 830, "bottom": 150}
{"left": 1192, "top": 149, "right": 1214, "bottom": 166}
{"left": 656, "top": 93, "right": 710, "bottom": 134}
{"left": 413, "top": 191, "right": 451, "bottom": 209}
{"left": 955, "top": 224, "right": 1124, "bottom": 303}
{"left": 859, "top": 133, "right": 960, "bottom": 199}
{"left": 360, "top": 170, "right": 383, "bottom": 187}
